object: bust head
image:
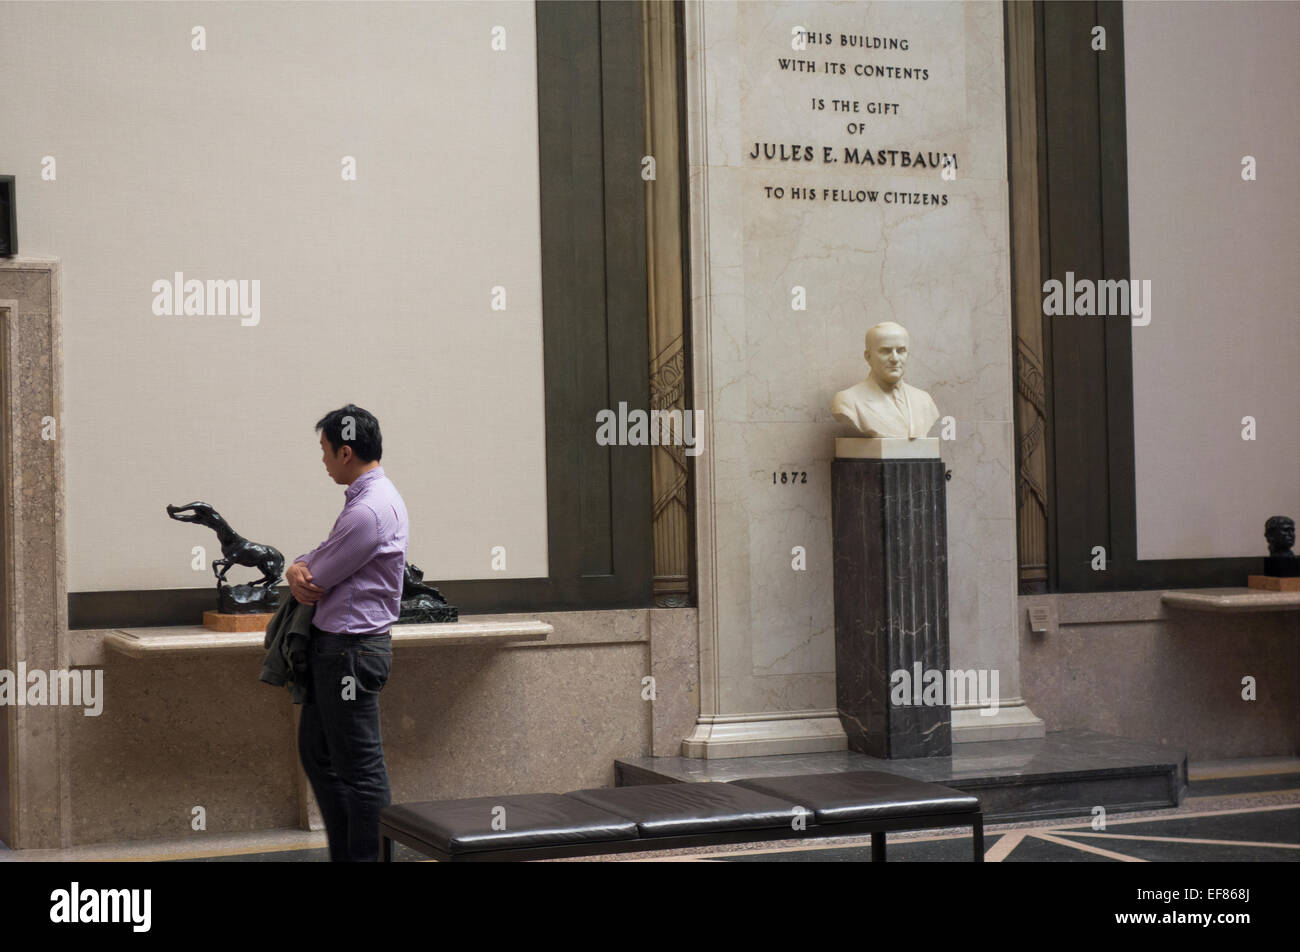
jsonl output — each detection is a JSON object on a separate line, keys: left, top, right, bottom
{"left": 864, "top": 322, "right": 910, "bottom": 390}
{"left": 1265, "top": 515, "right": 1295, "bottom": 557}
{"left": 831, "top": 319, "right": 939, "bottom": 439}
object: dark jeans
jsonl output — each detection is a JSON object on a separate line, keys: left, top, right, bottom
{"left": 298, "top": 625, "right": 393, "bottom": 862}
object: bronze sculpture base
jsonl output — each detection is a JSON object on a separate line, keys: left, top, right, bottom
{"left": 1247, "top": 575, "right": 1300, "bottom": 592}
{"left": 204, "top": 610, "right": 276, "bottom": 632}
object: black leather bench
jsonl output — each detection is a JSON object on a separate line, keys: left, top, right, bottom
{"left": 378, "top": 770, "right": 983, "bottom": 862}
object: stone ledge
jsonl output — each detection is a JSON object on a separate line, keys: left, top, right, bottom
{"left": 96, "top": 620, "right": 551, "bottom": 660}
{"left": 1162, "top": 587, "right": 1300, "bottom": 614}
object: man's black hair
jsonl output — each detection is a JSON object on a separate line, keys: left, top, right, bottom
{"left": 315, "top": 404, "right": 382, "bottom": 463}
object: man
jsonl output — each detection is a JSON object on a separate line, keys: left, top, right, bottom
{"left": 830, "top": 320, "right": 941, "bottom": 438}
{"left": 286, "top": 404, "right": 409, "bottom": 862}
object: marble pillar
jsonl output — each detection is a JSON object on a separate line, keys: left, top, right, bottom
{"left": 0, "top": 256, "right": 70, "bottom": 847}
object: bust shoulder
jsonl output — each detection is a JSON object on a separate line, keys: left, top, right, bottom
{"left": 834, "top": 379, "right": 875, "bottom": 402}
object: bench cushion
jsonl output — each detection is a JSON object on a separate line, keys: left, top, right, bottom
{"left": 729, "top": 771, "right": 979, "bottom": 823}
{"left": 566, "top": 782, "right": 808, "bottom": 837}
{"left": 380, "top": 793, "right": 638, "bottom": 856}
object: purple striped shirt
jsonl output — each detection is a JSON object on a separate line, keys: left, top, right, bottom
{"left": 293, "top": 465, "right": 409, "bottom": 635}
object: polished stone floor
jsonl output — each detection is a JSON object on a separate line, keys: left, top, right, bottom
{"left": 714, "top": 802, "right": 1300, "bottom": 862}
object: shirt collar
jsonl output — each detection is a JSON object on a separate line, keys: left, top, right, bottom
{"left": 345, "top": 465, "right": 384, "bottom": 501}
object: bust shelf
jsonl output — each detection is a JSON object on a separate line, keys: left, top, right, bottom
{"left": 98, "top": 619, "right": 552, "bottom": 658}
{"left": 1161, "top": 588, "right": 1300, "bottom": 614}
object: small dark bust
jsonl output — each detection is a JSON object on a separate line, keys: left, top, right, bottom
{"left": 1265, "top": 516, "right": 1295, "bottom": 557}
{"left": 1263, "top": 515, "right": 1298, "bottom": 578}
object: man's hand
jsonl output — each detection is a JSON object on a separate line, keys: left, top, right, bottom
{"left": 286, "top": 561, "right": 326, "bottom": 604}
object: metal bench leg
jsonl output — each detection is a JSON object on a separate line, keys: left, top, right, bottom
{"left": 973, "top": 814, "right": 984, "bottom": 862}
{"left": 872, "top": 832, "right": 886, "bottom": 862}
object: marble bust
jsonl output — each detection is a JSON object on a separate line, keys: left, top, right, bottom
{"left": 831, "top": 321, "right": 941, "bottom": 439}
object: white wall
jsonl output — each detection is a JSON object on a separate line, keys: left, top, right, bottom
{"left": 1125, "top": 0, "right": 1300, "bottom": 560}
{"left": 0, "top": 1, "right": 550, "bottom": 590}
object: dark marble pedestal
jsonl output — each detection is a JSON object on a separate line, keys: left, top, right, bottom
{"left": 832, "top": 457, "right": 951, "bottom": 758}
{"left": 1263, "top": 556, "right": 1299, "bottom": 577}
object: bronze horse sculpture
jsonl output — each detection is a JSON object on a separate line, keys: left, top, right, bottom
{"left": 166, "top": 501, "right": 285, "bottom": 590}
